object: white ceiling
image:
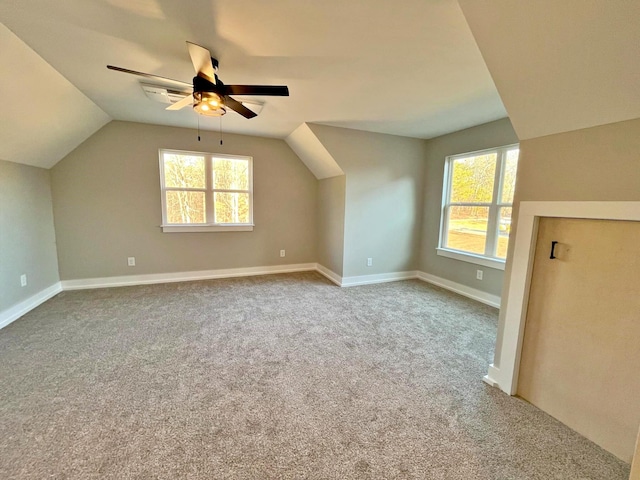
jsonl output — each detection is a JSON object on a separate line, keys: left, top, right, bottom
{"left": 0, "top": 0, "right": 506, "bottom": 152}
{"left": 0, "top": 23, "right": 110, "bottom": 168}
{"left": 459, "top": 0, "right": 640, "bottom": 140}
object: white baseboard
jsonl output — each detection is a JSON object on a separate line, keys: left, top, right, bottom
{"left": 341, "top": 270, "right": 418, "bottom": 287}
{"left": 0, "top": 282, "right": 63, "bottom": 330}
{"left": 483, "top": 363, "right": 501, "bottom": 388}
{"left": 416, "top": 272, "right": 501, "bottom": 308}
{"left": 62, "top": 263, "right": 318, "bottom": 290}
{"left": 337, "top": 270, "right": 501, "bottom": 307}
{"left": 315, "top": 265, "right": 417, "bottom": 288}
{"left": 315, "top": 264, "right": 343, "bottom": 286}
{"left": 1, "top": 267, "right": 502, "bottom": 332}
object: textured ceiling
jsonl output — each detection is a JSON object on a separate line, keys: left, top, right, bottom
{"left": 0, "top": 0, "right": 506, "bottom": 148}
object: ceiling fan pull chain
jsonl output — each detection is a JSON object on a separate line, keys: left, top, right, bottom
{"left": 197, "top": 116, "right": 201, "bottom": 141}
{"left": 220, "top": 116, "right": 223, "bottom": 146}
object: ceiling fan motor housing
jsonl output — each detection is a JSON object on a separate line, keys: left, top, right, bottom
{"left": 193, "top": 74, "right": 220, "bottom": 94}
{"left": 108, "top": 41, "right": 287, "bottom": 119}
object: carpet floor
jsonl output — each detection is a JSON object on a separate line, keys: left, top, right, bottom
{"left": 0, "top": 272, "right": 630, "bottom": 479}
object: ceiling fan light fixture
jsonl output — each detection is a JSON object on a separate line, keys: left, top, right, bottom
{"left": 193, "top": 91, "right": 226, "bottom": 116}
{"left": 108, "top": 41, "right": 288, "bottom": 120}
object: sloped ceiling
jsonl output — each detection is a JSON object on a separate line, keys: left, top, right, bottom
{"left": 0, "top": 0, "right": 506, "bottom": 149}
{"left": 0, "top": 23, "right": 110, "bottom": 169}
{"left": 285, "top": 124, "right": 343, "bottom": 180}
{"left": 459, "top": 0, "right": 640, "bottom": 140}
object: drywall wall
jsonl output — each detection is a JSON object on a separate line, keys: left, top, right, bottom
{"left": 317, "top": 175, "right": 346, "bottom": 276}
{"left": 494, "top": 117, "right": 640, "bottom": 369}
{"left": 0, "top": 160, "right": 60, "bottom": 312}
{"left": 419, "top": 118, "right": 518, "bottom": 296}
{"left": 50, "top": 121, "right": 318, "bottom": 280}
{"left": 514, "top": 118, "right": 640, "bottom": 202}
{"left": 309, "top": 124, "right": 426, "bottom": 278}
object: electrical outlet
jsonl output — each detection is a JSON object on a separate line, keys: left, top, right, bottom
{"left": 367, "top": 257, "right": 373, "bottom": 267}
{"left": 476, "top": 269, "right": 483, "bottom": 280}
{"left": 127, "top": 257, "right": 136, "bottom": 267}
{"left": 280, "top": 249, "right": 286, "bottom": 257}
{"left": 20, "top": 274, "right": 27, "bottom": 287}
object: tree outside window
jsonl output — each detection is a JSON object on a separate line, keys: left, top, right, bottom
{"left": 440, "top": 145, "right": 519, "bottom": 262}
{"left": 159, "top": 150, "right": 253, "bottom": 232}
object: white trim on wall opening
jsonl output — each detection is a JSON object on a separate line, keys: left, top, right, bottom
{"left": 490, "top": 201, "right": 640, "bottom": 395}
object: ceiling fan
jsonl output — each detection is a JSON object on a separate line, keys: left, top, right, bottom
{"left": 107, "top": 42, "right": 289, "bottom": 119}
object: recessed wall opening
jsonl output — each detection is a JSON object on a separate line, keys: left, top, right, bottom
{"left": 518, "top": 216, "right": 640, "bottom": 462}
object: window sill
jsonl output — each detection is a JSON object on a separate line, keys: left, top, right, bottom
{"left": 436, "top": 248, "right": 506, "bottom": 271}
{"left": 161, "top": 224, "right": 254, "bottom": 233}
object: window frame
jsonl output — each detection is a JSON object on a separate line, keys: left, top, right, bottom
{"left": 159, "top": 149, "right": 254, "bottom": 233}
{"left": 437, "top": 144, "right": 519, "bottom": 270}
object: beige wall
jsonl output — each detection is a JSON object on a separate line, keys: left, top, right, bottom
{"left": 420, "top": 118, "right": 518, "bottom": 296}
{"left": 309, "top": 124, "right": 426, "bottom": 278}
{"left": 0, "top": 160, "right": 60, "bottom": 312}
{"left": 50, "top": 121, "right": 318, "bottom": 280}
{"left": 494, "top": 117, "right": 640, "bottom": 368}
{"left": 317, "top": 175, "right": 346, "bottom": 276}
{"left": 515, "top": 118, "right": 640, "bottom": 202}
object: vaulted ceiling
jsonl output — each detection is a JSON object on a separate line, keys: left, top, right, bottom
{"left": 0, "top": 23, "right": 110, "bottom": 168}
{"left": 458, "top": 0, "right": 640, "bottom": 140}
{"left": 1, "top": 1, "right": 638, "bottom": 170}
{"left": 0, "top": 0, "right": 506, "bottom": 168}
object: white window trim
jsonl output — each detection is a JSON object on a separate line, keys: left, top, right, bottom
{"left": 436, "top": 248, "right": 506, "bottom": 270}
{"left": 159, "top": 149, "right": 254, "bottom": 233}
{"left": 437, "top": 144, "right": 518, "bottom": 269}
{"left": 161, "top": 225, "right": 254, "bottom": 233}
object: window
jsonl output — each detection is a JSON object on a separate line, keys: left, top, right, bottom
{"left": 159, "top": 149, "right": 253, "bottom": 232}
{"left": 437, "top": 144, "right": 519, "bottom": 269}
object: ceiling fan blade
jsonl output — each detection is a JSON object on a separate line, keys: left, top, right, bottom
{"left": 186, "top": 41, "right": 216, "bottom": 84}
{"left": 106, "top": 65, "right": 191, "bottom": 87}
{"left": 219, "top": 85, "right": 289, "bottom": 96}
{"left": 223, "top": 96, "right": 258, "bottom": 119}
{"left": 166, "top": 95, "right": 194, "bottom": 111}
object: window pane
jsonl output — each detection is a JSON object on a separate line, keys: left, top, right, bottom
{"left": 163, "top": 154, "right": 205, "bottom": 188}
{"left": 166, "top": 191, "right": 205, "bottom": 224}
{"left": 214, "top": 192, "right": 250, "bottom": 224}
{"left": 450, "top": 153, "right": 497, "bottom": 203}
{"left": 213, "top": 158, "right": 249, "bottom": 190}
{"left": 496, "top": 207, "right": 512, "bottom": 259}
{"left": 501, "top": 149, "right": 519, "bottom": 204}
{"left": 445, "top": 206, "right": 489, "bottom": 255}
